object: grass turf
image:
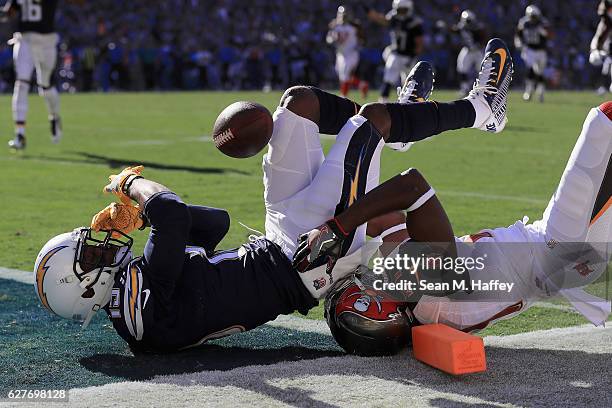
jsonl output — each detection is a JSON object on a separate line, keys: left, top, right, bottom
{"left": 0, "top": 89, "right": 609, "bottom": 333}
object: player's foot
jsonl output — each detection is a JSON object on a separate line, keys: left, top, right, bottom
{"left": 50, "top": 117, "right": 62, "bottom": 144}
{"left": 8, "top": 134, "right": 26, "bottom": 151}
{"left": 386, "top": 61, "right": 435, "bottom": 152}
{"left": 522, "top": 91, "right": 532, "bottom": 101}
{"left": 465, "top": 38, "right": 513, "bottom": 133}
{"left": 397, "top": 61, "right": 435, "bottom": 104}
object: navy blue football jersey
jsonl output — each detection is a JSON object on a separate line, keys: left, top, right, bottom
{"left": 104, "top": 192, "right": 317, "bottom": 352}
{"left": 385, "top": 12, "right": 424, "bottom": 56}
{"left": 5, "top": 0, "right": 58, "bottom": 34}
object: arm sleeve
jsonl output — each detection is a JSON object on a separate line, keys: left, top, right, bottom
{"left": 142, "top": 192, "right": 191, "bottom": 284}
{"left": 187, "top": 205, "right": 230, "bottom": 252}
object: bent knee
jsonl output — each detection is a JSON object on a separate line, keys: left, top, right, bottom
{"left": 358, "top": 103, "right": 391, "bottom": 138}
{"left": 280, "top": 86, "right": 320, "bottom": 123}
{"left": 400, "top": 168, "right": 430, "bottom": 194}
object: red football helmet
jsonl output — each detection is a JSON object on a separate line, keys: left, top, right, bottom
{"left": 324, "top": 275, "right": 417, "bottom": 356}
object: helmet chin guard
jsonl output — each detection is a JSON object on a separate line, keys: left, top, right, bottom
{"left": 34, "top": 228, "right": 133, "bottom": 327}
{"left": 324, "top": 275, "right": 417, "bottom": 356}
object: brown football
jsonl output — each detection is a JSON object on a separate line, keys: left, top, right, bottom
{"left": 212, "top": 101, "right": 273, "bottom": 158}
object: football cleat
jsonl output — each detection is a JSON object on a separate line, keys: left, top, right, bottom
{"left": 397, "top": 61, "right": 435, "bottom": 104}
{"left": 8, "top": 134, "right": 26, "bottom": 151}
{"left": 50, "top": 117, "right": 62, "bottom": 144}
{"left": 466, "top": 38, "right": 513, "bottom": 133}
{"left": 387, "top": 61, "right": 435, "bottom": 152}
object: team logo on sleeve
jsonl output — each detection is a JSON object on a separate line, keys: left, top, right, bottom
{"left": 123, "top": 263, "right": 144, "bottom": 340}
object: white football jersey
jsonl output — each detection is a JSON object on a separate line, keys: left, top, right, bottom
{"left": 331, "top": 23, "right": 359, "bottom": 54}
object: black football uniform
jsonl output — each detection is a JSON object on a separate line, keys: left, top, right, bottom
{"left": 3, "top": 0, "right": 58, "bottom": 33}
{"left": 516, "top": 16, "right": 549, "bottom": 50}
{"left": 104, "top": 192, "right": 317, "bottom": 352}
{"left": 385, "top": 12, "right": 424, "bottom": 56}
{"left": 458, "top": 23, "right": 485, "bottom": 49}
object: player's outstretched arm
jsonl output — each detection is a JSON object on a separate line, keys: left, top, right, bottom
{"left": 335, "top": 169, "right": 454, "bottom": 244}
{"left": 293, "top": 169, "right": 455, "bottom": 273}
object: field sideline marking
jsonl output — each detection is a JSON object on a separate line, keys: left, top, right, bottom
{"left": 0, "top": 267, "right": 33, "bottom": 284}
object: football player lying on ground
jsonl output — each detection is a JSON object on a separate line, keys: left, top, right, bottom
{"left": 322, "top": 101, "right": 612, "bottom": 356}
{"left": 34, "top": 38, "right": 512, "bottom": 352}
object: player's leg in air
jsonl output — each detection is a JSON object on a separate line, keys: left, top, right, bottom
{"left": 265, "top": 38, "right": 513, "bottom": 297}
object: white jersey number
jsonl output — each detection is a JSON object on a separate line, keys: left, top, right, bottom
{"left": 17, "top": 0, "right": 42, "bottom": 22}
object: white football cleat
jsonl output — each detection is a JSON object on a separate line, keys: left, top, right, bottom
{"left": 465, "top": 38, "right": 513, "bottom": 133}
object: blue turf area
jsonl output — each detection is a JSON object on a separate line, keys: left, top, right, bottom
{"left": 0, "top": 277, "right": 342, "bottom": 394}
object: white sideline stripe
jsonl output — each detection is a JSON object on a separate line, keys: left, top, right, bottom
{"left": 267, "top": 314, "right": 332, "bottom": 335}
{"left": 58, "top": 324, "right": 611, "bottom": 408}
{"left": 0, "top": 267, "right": 33, "bottom": 284}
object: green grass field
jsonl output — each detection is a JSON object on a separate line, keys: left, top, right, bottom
{"left": 1, "top": 89, "right": 610, "bottom": 336}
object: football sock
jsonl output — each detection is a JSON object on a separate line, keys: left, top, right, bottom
{"left": 308, "top": 86, "right": 361, "bottom": 135}
{"left": 340, "top": 81, "right": 350, "bottom": 97}
{"left": 381, "top": 82, "right": 392, "bottom": 98}
{"left": 12, "top": 80, "right": 29, "bottom": 124}
{"left": 386, "top": 100, "right": 476, "bottom": 144}
{"left": 40, "top": 86, "right": 61, "bottom": 119}
{"left": 15, "top": 123, "right": 25, "bottom": 137}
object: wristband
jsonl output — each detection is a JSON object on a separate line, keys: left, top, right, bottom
{"left": 327, "top": 217, "right": 349, "bottom": 237}
{"left": 122, "top": 175, "right": 143, "bottom": 195}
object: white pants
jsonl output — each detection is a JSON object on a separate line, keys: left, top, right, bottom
{"left": 383, "top": 49, "right": 414, "bottom": 85}
{"left": 414, "top": 106, "right": 612, "bottom": 330}
{"left": 12, "top": 32, "right": 59, "bottom": 87}
{"left": 456, "top": 46, "right": 482, "bottom": 75}
{"left": 336, "top": 51, "right": 359, "bottom": 82}
{"left": 521, "top": 47, "right": 547, "bottom": 76}
{"left": 264, "top": 107, "right": 384, "bottom": 298}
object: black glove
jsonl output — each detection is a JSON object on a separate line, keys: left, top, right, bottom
{"left": 292, "top": 218, "right": 350, "bottom": 279}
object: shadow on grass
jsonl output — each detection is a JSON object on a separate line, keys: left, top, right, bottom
{"left": 20, "top": 152, "right": 250, "bottom": 175}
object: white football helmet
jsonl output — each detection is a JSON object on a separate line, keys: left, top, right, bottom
{"left": 34, "top": 228, "right": 133, "bottom": 328}
{"left": 393, "top": 0, "right": 413, "bottom": 15}
{"left": 525, "top": 4, "right": 542, "bottom": 19}
{"left": 460, "top": 9, "right": 476, "bottom": 25}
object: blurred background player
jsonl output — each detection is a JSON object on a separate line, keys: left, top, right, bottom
{"left": 453, "top": 10, "right": 486, "bottom": 96}
{"left": 590, "top": 0, "right": 612, "bottom": 94}
{"left": 3, "top": 0, "right": 61, "bottom": 150}
{"left": 327, "top": 5, "right": 368, "bottom": 98}
{"left": 368, "top": 0, "right": 424, "bottom": 102}
{"left": 515, "top": 4, "right": 551, "bottom": 102}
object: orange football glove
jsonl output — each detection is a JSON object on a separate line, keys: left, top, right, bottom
{"left": 103, "top": 165, "right": 144, "bottom": 204}
{"left": 91, "top": 202, "right": 144, "bottom": 237}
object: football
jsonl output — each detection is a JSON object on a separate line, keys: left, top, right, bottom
{"left": 212, "top": 101, "right": 273, "bottom": 158}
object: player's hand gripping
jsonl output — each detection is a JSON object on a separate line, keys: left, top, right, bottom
{"left": 292, "top": 218, "right": 350, "bottom": 275}
{"left": 91, "top": 202, "right": 145, "bottom": 237}
{"left": 103, "top": 165, "right": 144, "bottom": 204}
